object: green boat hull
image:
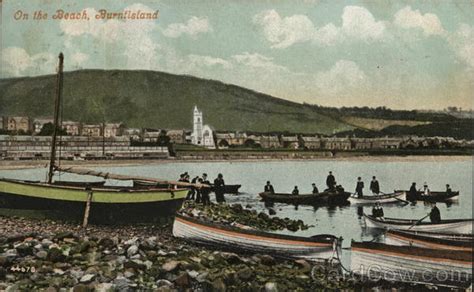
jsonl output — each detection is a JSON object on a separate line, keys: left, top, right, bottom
{"left": 0, "top": 179, "right": 187, "bottom": 224}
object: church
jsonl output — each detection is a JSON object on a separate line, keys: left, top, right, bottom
{"left": 191, "top": 106, "right": 215, "bottom": 148}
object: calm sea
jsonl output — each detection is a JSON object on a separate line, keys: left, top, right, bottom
{"left": 1, "top": 157, "right": 472, "bottom": 267}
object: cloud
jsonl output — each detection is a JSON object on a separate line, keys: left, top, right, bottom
{"left": 186, "top": 55, "right": 233, "bottom": 70}
{"left": 231, "top": 52, "right": 288, "bottom": 72}
{"left": 252, "top": 10, "right": 315, "bottom": 49}
{"left": 1, "top": 47, "right": 55, "bottom": 77}
{"left": 341, "top": 6, "right": 385, "bottom": 40}
{"left": 162, "top": 17, "right": 211, "bottom": 38}
{"left": 394, "top": 6, "right": 444, "bottom": 36}
{"left": 314, "top": 60, "right": 368, "bottom": 97}
{"left": 253, "top": 7, "right": 385, "bottom": 48}
{"left": 70, "top": 52, "right": 90, "bottom": 69}
{"left": 59, "top": 4, "right": 160, "bottom": 70}
{"left": 447, "top": 24, "right": 474, "bottom": 72}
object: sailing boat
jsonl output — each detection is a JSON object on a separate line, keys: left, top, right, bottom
{"left": 0, "top": 53, "right": 190, "bottom": 223}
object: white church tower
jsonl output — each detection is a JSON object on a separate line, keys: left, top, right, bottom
{"left": 191, "top": 106, "right": 215, "bottom": 148}
{"left": 191, "top": 106, "right": 203, "bottom": 145}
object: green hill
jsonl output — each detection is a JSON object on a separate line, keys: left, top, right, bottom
{"left": 0, "top": 70, "right": 354, "bottom": 134}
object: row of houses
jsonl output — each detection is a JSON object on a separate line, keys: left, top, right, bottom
{"left": 214, "top": 133, "right": 473, "bottom": 150}
{"left": 0, "top": 135, "right": 168, "bottom": 160}
{"left": 1, "top": 116, "right": 123, "bottom": 138}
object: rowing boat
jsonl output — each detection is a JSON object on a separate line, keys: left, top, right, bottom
{"left": 258, "top": 191, "right": 351, "bottom": 205}
{"left": 172, "top": 214, "right": 341, "bottom": 261}
{"left": 351, "top": 241, "right": 472, "bottom": 288}
{"left": 385, "top": 229, "right": 473, "bottom": 251}
{"left": 133, "top": 181, "right": 241, "bottom": 194}
{"left": 364, "top": 214, "right": 473, "bottom": 234}
{"left": 348, "top": 192, "right": 406, "bottom": 204}
{"left": 0, "top": 178, "right": 188, "bottom": 224}
{"left": 396, "top": 190, "right": 459, "bottom": 202}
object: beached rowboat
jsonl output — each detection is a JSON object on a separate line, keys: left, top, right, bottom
{"left": 258, "top": 191, "right": 351, "bottom": 205}
{"left": 351, "top": 241, "right": 472, "bottom": 288}
{"left": 172, "top": 214, "right": 340, "bottom": 261}
{"left": 364, "top": 214, "right": 473, "bottom": 234}
{"left": 385, "top": 229, "right": 473, "bottom": 251}
{"left": 348, "top": 192, "right": 406, "bottom": 204}
{"left": 0, "top": 178, "right": 187, "bottom": 224}
{"left": 396, "top": 190, "right": 459, "bottom": 202}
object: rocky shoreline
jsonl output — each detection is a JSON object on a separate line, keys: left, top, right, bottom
{"left": 0, "top": 209, "right": 459, "bottom": 291}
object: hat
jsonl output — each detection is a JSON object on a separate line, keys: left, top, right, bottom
{"left": 312, "top": 183, "right": 316, "bottom": 186}
{"left": 266, "top": 181, "right": 270, "bottom": 184}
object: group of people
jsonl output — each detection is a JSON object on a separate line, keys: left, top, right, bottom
{"left": 179, "top": 172, "right": 227, "bottom": 205}
{"left": 355, "top": 176, "right": 380, "bottom": 198}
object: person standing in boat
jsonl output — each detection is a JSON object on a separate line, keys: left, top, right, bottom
{"left": 355, "top": 177, "right": 364, "bottom": 198}
{"left": 429, "top": 203, "right": 441, "bottom": 223}
{"left": 200, "top": 173, "right": 211, "bottom": 205}
{"left": 421, "top": 182, "right": 431, "bottom": 196}
{"left": 407, "top": 182, "right": 417, "bottom": 201}
{"left": 264, "top": 181, "right": 275, "bottom": 194}
{"left": 312, "top": 183, "right": 319, "bottom": 194}
{"left": 214, "top": 173, "right": 226, "bottom": 203}
{"left": 292, "top": 186, "right": 299, "bottom": 195}
{"left": 369, "top": 176, "right": 380, "bottom": 195}
{"left": 326, "top": 171, "right": 336, "bottom": 190}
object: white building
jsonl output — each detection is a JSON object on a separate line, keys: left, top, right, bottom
{"left": 191, "top": 106, "right": 215, "bottom": 148}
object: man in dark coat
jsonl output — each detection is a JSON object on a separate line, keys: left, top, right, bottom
{"left": 292, "top": 186, "right": 299, "bottom": 195}
{"left": 326, "top": 171, "right": 336, "bottom": 190}
{"left": 264, "top": 181, "right": 275, "bottom": 194}
{"left": 200, "top": 173, "right": 211, "bottom": 205}
{"left": 214, "top": 173, "right": 226, "bottom": 203}
{"left": 371, "top": 202, "right": 384, "bottom": 219}
{"left": 429, "top": 203, "right": 441, "bottom": 223}
{"left": 312, "top": 183, "right": 319, "bottom": 194}
{"left": 355, "top": 177, "right": 364, "bottom": 198}
{"left": 186, "top": 176, "right": 199, "bottom": 200}
{"left": 407, "top": 182, "right": 417, "bottom": 201}
{"left": 370, "top": 176, "right": 380, "bottom": 194}
{"left": 446, "top": 184, "right": 452, "bottom": 195}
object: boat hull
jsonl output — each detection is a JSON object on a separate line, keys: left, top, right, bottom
{"left": 258, "top": 191, "right": 351, "bottom": 206}
{"left": 364, "top": 214, "right": 473, "bottom": 234}
{"left": 385, "top": 230, "right": 473, "bottom": 252}
{"left": 172, "top": 214, "right": 339, "bottom": 261}
{"left": 351, "top": 241, "right": 472, "bottom": 288}
{"left": 396, "top": 190, "right": 460, "bottom": 202}
{"left": 0, "top": 179, "right": 187, "bottom": 224}
{"left": 133, "top": 181, "right": 241, "bottom": 194}
{"left": 348, "top": 192, "right": 406, "bottom": 204}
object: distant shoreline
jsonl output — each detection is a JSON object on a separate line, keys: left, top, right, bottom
{"left": 0, "top": 155, "right": 471, "bottom": 170}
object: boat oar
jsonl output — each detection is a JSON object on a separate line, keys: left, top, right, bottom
{"left": 380, "top": 191, "right": 410, "bottom": 205}
{"left": 408, "top": 213, "right": 430, "bottom": 230}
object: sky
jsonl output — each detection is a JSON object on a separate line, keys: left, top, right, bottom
{"left": 1, "top": 0, "right": 473, "bottom": 110}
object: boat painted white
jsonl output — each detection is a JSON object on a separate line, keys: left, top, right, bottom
{"left": 349, "top": 192, "right": 406, "bottom": 204}
{"left": 384, "top": 230, "right": 473, "bottom": 251}
{"left": 351, "top": 242, "right": 472, "bottom": 288}
{"left": 173, "top": 215, "right": 339, "bottom": 261}
{"left": 364, "top": 214, "right": 472, "bottom": 234}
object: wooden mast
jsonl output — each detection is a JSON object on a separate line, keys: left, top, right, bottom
{"left": 47, "top": 53, "right": 64, "bottom": 184}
